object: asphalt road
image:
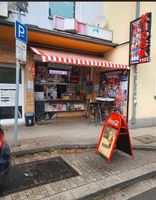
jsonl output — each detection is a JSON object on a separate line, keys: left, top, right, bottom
{"left": 129, "top": 187, "right": 156, "bottom": 200}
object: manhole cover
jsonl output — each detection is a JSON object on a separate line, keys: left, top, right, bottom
{"left": 0, "top": 157, "right": 79, "bottom": 196}
{"left": 133, "top": 135, "right": 156, "bottom": 144}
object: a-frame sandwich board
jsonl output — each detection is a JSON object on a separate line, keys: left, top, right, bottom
{"left": 96, "top": 113, "right": 134, "bottom": 164}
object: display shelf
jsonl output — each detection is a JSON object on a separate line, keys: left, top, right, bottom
{"left": 44, "top": 99, "right": 84, "bottom": 103}
{"left": 43, "top": 109, "right": 85, "bottom": 113}
{"left": 35, "top": 82, "right": 80, "bottom": 86}
{"left": 35, "top": 99, "right": 84, "bottom": 103}
{"left": 35, "top": 82, "right": 68, "bottom": 85}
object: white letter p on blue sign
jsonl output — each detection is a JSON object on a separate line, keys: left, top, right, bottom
{"left": 15, "top": 21, "right": 27, "bottom": 43}
{"left": 19, "top": 25, "right": 25, "bottom": 38}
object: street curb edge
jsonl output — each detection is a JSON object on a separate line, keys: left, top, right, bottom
{"left": 11, "top": 143, "right": 156, "bottom": 157}
{"left": 78, "top": 169, "right": 156, "bottom": 200}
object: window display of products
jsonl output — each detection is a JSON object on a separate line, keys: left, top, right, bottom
{"left": 99, "top": 70, "right": 128, "bottom": 117}
{"left": 44, "top": 102, "right": 85, "bottom": 112}
{"left": 85, "top": 80, "right": 93, "bottom": 95}
{"left": 34, "top": 63, "right": 91, "bottom": 120}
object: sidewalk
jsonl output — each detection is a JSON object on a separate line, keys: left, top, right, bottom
{"left": 2, "top": 149, "right": 156, "bottom": 200}
{"left": 3, "top": 117, "right": 156, "bottom": 155}
{"left": 2, "top": 118, "right": 156, "bottom": 199}
{"left": 131, "top": 126, "right": 156, "bottom": 150}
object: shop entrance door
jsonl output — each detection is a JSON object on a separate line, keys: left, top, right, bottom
{"left": 0, "top": 65, "right": 24, "bottom": 125}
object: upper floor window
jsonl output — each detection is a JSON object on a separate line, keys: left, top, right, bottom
{"left": 49, "top": 2, "right": 75, "bottom": 18}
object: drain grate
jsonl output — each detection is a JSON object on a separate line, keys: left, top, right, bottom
{"left": 133, "top": 135, "right": 156, "bottom": 144}
{"left": 0, "top": 157, "right": 79, "bottom": 196}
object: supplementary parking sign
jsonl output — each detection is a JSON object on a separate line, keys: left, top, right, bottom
{"left": 16, "top": 40, "right": 27, "bottom": 61}
{"left": 15, "top": 21, "right": 27, "bottom": 43}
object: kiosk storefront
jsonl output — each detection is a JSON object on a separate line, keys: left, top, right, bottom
{"left": 30, "top": 46, "right": 129, "bottom": 122}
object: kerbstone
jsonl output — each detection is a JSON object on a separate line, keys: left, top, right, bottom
{"left": 122, "top": 181, "right": 151, "bottom": 198}
{"left": 48, "top": 191, "right": 74, "bottom": 200}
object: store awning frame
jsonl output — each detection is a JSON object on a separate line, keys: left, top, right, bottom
{"left": 30, "top": 46, "right": 129, "bottom": 70}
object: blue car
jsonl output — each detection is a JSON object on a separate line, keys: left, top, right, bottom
{"left": 0, "top": 126, "right": 11, "bottom": 185}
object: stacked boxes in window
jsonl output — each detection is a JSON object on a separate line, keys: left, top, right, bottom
{"left": 35, "top": 101, "right": 44, "bottom": 121}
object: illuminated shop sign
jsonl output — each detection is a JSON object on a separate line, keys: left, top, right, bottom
{"left": 130, "top": 12, "right": 152, "bottom": 65}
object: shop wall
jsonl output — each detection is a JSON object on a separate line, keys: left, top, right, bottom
{"left": 103, "top": 2, "right": 136, "bottom": 122}
{"left": 8, "top": 2, "right": 104, "bottom": 31}
{"left": 104, "top": 2, "right": 156, "bottom": 127}
{"left": 76, "top": 2, "right": 104, "bottom": 25}
{"left": 135, "top": 2, "right": 156, "bottom": 123}
{"left": 0, "top": 40, "right": 16, "bottom": 64}
{"left": 92, "top": 67, "right": 101, "bottom": 100}
{"left": 0, "top": 40, "right": 34, "bottom": 121}
{"left": 103, "top": 2, "right": 136, "bottom": 44}
{"left": 24, "top": 50, "right": 34, "bottom": 113}
{"left": 7, "top": 2, "right": 53, "bottom": 30}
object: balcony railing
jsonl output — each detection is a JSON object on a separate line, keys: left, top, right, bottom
{"left": 53, "top": 15, "right": 113, "bottom": 42}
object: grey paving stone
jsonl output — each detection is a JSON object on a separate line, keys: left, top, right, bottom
{"left": 2, "top": 149, "right": 156, "bottom": 200}
{"left": 118, "top": 163, "right": 156, "bottom": 181}
{"left": 44, "top": 191, "right": 74, "bottom": 200}
{"left": 4, "top": 195, "right": 12, "bottom": 200}
{"left": 50, "top": 182, "right": 62, "bottom": 194}
{"left": 34, "top": 194, "right": 43, "bottom": 200}
{"left": 60, "top": 180, "right": 73, "bottom": 190}
{"left": 122, "top": 181, "right": 152, "bottom": 198}
{"left": 31, "top": 187, "right": 40, "bottom": 195}
{"left": 70, "top": 175, "right": 121, "bottom": 199}
{"left": 66, "top": 179, "right": 78, "bottom": 188}
{"left": 103, "top": 189, "right": 130, "bottom": 200}
{"left": 11, "top": 193, "right": 21, "bottom": 200}
{"left": 96, "top": 175, "right": 123, "bottom": 190}
{"left": 143, "top": 176, "right": 156, "bottom": 188}
{"left": 70, "top": 184, "right": 93, "bottom": 199}
{"left": 18, "top": 191, "right": 27, "bottom": 200}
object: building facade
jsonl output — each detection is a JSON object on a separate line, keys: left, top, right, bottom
{"left": 7, "top": 2, "right": 104, "bottom": 30}
{"left": 0, "top": 2, "right": 117, "bottom": 125}
{"left": 104, "top": 2, "right": 156, "bottom": 128}
{"left": 1, "top": 2, "right": 154, "bottom": 128}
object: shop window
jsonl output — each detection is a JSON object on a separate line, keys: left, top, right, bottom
{"left": 0, "top": 66, "right": 22, "bottom": 84}
{"left": 0, "top": 66, "right": 23, "bottom": 120}
{"left": 99, "top": 70, "right": 128, "bottom": 117}
{"left": 49, "top": 2, "right": 75, "bottom": 18}
{"left": 34, "top": 64, "right": 90, "bottom": 120}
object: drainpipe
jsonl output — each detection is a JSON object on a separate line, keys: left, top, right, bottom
{"left": 131, "top": 2, "right": 140, "bottom": 124}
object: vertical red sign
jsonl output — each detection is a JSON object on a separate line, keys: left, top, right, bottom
{"left": 130, "top": 12, "right": 152, "bottom": 65}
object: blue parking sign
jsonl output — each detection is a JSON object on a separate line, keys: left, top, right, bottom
{"left": 15, "top": 21, "right": 27, "bottom": 43}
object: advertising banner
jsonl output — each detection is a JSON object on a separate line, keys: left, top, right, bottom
{"left": 99, "top": 70, "right": 128, "bottom": 118}
{"left": 130, "top": 12, "right": 152, "bottom": 65}
{"left": 96, "top": 113, "right": 134, "bottom": 164}
{"left": 97, "top": 113, "right": 121, "bottom": 160}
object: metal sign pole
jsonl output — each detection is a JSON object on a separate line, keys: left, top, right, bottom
{"left": 14, "top": 9, "right": 21, "bottom": 147}
{"left": 131, "top": 2, "right": 140, "bottom": 125}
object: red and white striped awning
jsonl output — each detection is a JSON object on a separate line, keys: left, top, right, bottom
{"left": 30, "top": 46, "right": 129, "bottom": 70}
